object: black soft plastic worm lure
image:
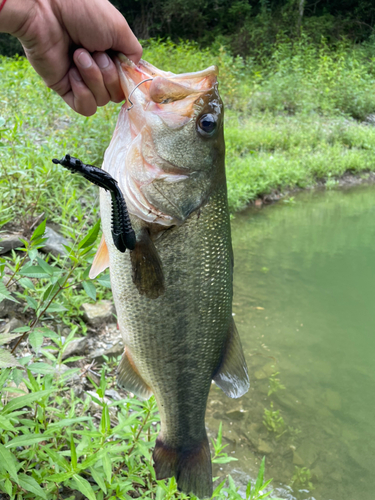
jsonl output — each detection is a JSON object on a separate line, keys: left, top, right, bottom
{"left": 52, "top": 154, "right": 136, "bottom": 252}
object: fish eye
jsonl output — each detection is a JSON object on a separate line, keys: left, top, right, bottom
{"left": 197, "top": 114, "right": 217, "bottom": 136}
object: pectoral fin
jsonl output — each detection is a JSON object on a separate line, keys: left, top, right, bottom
{"left": 130, "top": 228, "right": 165, "bottom": 299}
{"left": 213, "top": 318, "right": 250, "bottom": 398}
{"left": 89, "top": 235, "right": 110, "bottom": 279}
{"left": 117, "top": 348, "right": 152, "bottom": 400}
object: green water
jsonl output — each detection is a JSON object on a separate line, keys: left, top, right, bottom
{"left": 207, "top": 185, "right": 375, "bottom": 500}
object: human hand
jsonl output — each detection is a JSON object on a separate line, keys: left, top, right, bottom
{"left": 0, "top": 0, "right": 142, "bottom": 116}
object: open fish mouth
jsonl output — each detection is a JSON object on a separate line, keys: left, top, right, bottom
{"left": 116, "top": 53, "right": 218, "bottom": 121}
{"left": 102, "top": 55, "right": 223, "bottom": 226}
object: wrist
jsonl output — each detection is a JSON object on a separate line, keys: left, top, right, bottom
{"left": 0, "top": 0, "right": 35, "bottom": 36}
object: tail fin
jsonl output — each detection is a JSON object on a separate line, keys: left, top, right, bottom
{"left": 153, "top": 434, "right": 212, "bottom": 498}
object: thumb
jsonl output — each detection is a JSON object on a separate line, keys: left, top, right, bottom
{"left": 111, "top": 14, "right": 142, "bottom": 64}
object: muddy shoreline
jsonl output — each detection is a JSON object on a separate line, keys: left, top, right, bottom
{"left": 249, "top": 171, "right": 375, "bottom": 208}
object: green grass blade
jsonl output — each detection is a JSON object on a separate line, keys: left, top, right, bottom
{"left": 1, "top": 389, "right": 54, "bottom": 414}
{"left": 72, "top": 474, "right": 97, "bottom": 500}
{"left": 18, "top": 473, "right": 47, "bottom": 499}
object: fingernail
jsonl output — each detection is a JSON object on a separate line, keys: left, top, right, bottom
{"left": 96, "top": 53, "right": 110, "bottom": 69}
{"left": 77, "top": 51, "right": 92, "bottom": 69}
{"left": 71, "top": 68, "right": 82, "bottom": 82}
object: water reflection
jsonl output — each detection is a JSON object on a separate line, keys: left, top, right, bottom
{"left": 207, "top": 185, "right": 375, "bottom": 500}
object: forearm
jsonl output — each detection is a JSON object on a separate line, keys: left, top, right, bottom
{"left": 0, "top": 0, "right": 34, "bottom": 36}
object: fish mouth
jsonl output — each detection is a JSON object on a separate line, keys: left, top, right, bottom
{"left": 115, "top": 54, "right": 218, "bottom": 124}
{"left": 102, "top": 55, "right": 220, "bottom": 226}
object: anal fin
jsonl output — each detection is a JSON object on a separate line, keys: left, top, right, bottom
{"left": 130, "top": 227, "right": 165, "bottom": 299}
{"left": 89, "top": 235, "right": 110, "bottom": 279}
{"left": 117, "top": 348, "right": 152, "bottom": 400}
{"left": 213, "top": 318, "right": 250, "bottom": 398}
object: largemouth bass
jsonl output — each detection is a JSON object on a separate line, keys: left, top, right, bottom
{"left": 89, "top": 55, "right": 249, "bottom": 497}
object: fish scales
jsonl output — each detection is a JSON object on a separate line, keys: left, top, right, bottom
{"left": 91, "top": 55, "right": 249, "bottom": 498}
{"left": 101, "top": 187, "right": 232, "bottom": 438}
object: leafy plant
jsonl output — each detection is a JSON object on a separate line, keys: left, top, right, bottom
{"left": 290, "top": 466, "right": 314, "bottom": 491}
{"left": 267, "top": 372, "right": 286, "bottom": 397}
{"left": 212, "top": 457, "right": 284, "bottom": 500}
{"left": 263, "top": 402, "right": 285, "bottom": 437}
{"left": 0, "top": 218, "right": 104, "bottom": 370}
{"left": 211, "top": 421, "right": 238, "bottom": 465}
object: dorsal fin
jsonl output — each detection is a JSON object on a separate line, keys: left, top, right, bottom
{"left": 89, "top": 235, "right": 110, "bottom": 279}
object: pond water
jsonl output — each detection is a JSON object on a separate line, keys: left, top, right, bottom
{"left": 207, "top": 184, "right": 375, "bottom": 500}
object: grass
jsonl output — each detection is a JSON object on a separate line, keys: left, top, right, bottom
{"left": 0, "top": 220, "right": 281, "bottom": 499}
{"left": 2, "top": 35, "right": 375, "bottom": 498}
{"left": 2, "top": 36, "right": 375, "bottom": 223}
{"left": 225, "top": 112, "right": 375, "bottom": 210}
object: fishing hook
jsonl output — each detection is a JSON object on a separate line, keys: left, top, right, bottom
{"left": 52, "top": 154, "right": 136, "bottom": 253}
{"left": 126, "top": 78, "right": 153, "bottom": 111}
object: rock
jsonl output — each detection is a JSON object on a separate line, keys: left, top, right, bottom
{"left": 292, "top": 450, "right": 305, "bottom": 465}
{"left": 257, "top": 439, "right": 273, "bottom": 454}
{"left": 54, "top": 363, "right": 80, "bottom": 383}
{"left": 0, "top": 234, "right": 24, "bottom": 255}
{"left": 275, "top": 391, "right": 303, "bottom": 414}
{"left": 0, "top": 317, "right": 24, "bottom": 335}
{"left": 365, "top": 113, "right": 375, "bottom": 125}
{"left": 248, "top": 422, "right": 261, "bottom": 433}
{"left": 311, "top": 465, "right": 324, "bottom": 482}
{"left": 105, "top": 389, "right": 122, "bottom": 401}
{"left": 208, "top": 399, "right": 224, "bottom": 408}
{"left": 243, "top": 422, "right": 262, "bottom": 447}
{"left": 226, "top": 408, "right": 247, "bottom": 420}
{"left": 82, "top": 300, "right": 116, "bottom": 327}
{"left": 295, "top": 442, "right": 318, "bottom": 467}
{"left": 254, "top": 369, "right": 267, "bottom": 380}
{"left": 2, "top": 381, "right": 29, "bottom": 403}
{"left": 90, "top": 340, "right": 124, "bottom": 362}
{"left": 329, "top": 471, "right": 342, "bottom": 482}
{"left": 41, "top": 226, "right": 69, "bottom": 257}
{"left": 61, "top": 337, "right": 88, "bottom": 360}
{"left": 253, "top": 362, "right": 277, "bottom": 380}
{"left": 0, "top": 297, "right": 22, "bottom": 319}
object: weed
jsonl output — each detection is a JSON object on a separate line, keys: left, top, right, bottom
{"left": 325, "top": 173, "right": 339, "bottom": 190}
{"left": 263, "top": 402, "right": 285, "bottom": 437}
{"left": 290, "top": 466, "right": 314, "bottom": 491}
{"left": 288, "top": 426, "right": 302, "bottom": 438}
{"left": 267, "top": 372, "right": 286, "bottom": 397}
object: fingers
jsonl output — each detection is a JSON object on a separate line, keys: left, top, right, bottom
{"left": 74, "top": 50, "right": 111, "bottom": 107}
{"left": 92, "top": 52, "right": 124, "bottom": 103}
{"left": 62, "top": 67, "right": 97, "bottom": 116}
{"left": 61, "top": 49, "right": 125, "bottom": 116}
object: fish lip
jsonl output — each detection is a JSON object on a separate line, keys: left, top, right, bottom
{"left": 116, "top": 53, "right": 218, "bottom": 81}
